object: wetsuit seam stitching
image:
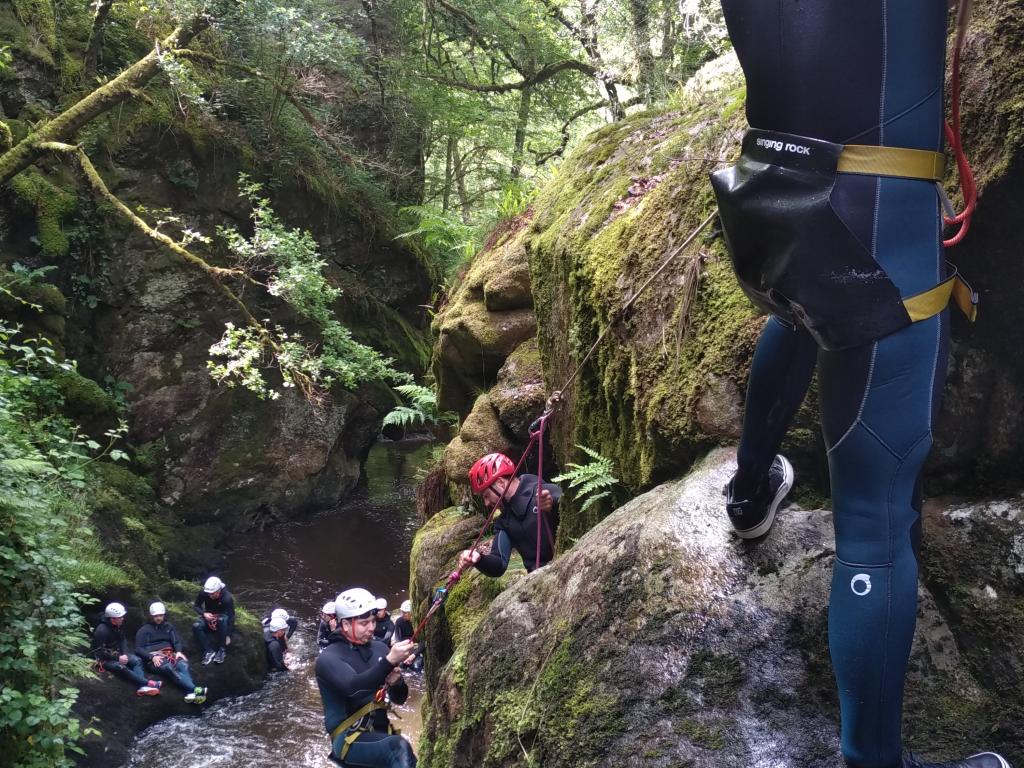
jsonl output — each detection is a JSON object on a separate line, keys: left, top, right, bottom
{"left": 827, "top": 343, "right": 878, "bottom": 455}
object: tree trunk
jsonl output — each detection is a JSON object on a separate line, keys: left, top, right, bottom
{"left": 451, "top": 139, "right": 471, "bottom": 224}
{"left": 443, "top": 136, "right": 455, "bottom": 212}
{"left": 84, "top": 0, "right": 115, "bottom": 77}
{"left": 627, "top": 0, "right": 656, "bottom": 104}
{"left": 0, "top": 19, "right": 208, "bottom": 185}
{"left": 511, "top": 86, "right": 532, "bottom": 179}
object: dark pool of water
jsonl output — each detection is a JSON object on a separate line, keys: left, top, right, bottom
{"left": 125, "top": 438, "right": 434, "bottom": 767}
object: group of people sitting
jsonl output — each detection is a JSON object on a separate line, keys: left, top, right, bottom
{"left": 89, "top": 574, "right": 234, "bottom": 704}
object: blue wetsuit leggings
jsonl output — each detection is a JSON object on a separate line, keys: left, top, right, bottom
{"left": 738, "top": 306, "right": 948, "bottom": 767}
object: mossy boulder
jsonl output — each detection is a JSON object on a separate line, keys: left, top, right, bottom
{"left": 418, "top": 449, "right": 1023, "bottom": 767}
{"left": 489, "top": 338, "right": 547, "bottom": 442}
{"left": 443, "top": 394, "right": 516, "bottom": 487}
{"left": 433, "top": 219, "right": 539, "bottom": 418}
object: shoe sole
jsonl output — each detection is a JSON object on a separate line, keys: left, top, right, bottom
{"left": 137, "top": 689, "right": 159, "bottom": 696}
{"left": 969, "top": 753, "right": 1012, "bottom": 768}
{"left": 735, "top": 456, "right": 794, "bottom": 540}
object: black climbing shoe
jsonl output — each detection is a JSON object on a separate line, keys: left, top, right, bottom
{"left": 902, "top": 751, "right": 1013, "bottom": 768}
{"left": 724, "top": 454, "right": 793, "bottom": 539}
{"left": 213, "top": 648, "right": 226, "bottom": 664}
{"left": 202, "top": 651, "right": 216, "bottom": 665}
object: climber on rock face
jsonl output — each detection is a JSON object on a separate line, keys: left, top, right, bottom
{"left": 459, "top": 452, "right": 563, "bottom": 576}
{"left": 711, "top": 1, "right": 1006, "bottom": 767}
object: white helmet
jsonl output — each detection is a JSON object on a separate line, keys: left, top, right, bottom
{"left": 271, "top": 608, "right": 289, "bottom": 622}
{"left": 374, "top": 598, "right": 388, "bottom": 612}
{"left": 400, "top": 600, "right": 412, "bottom": 614}
{"left": 268, "top": 617, "right": 289, "bottom": 633}
{"left": 149, "top": 602, "right": 166, "bottom": 616}
{"left": 335, "top": 588, "right": 377, "bottom": 619}
{"left": 203, "top": 576, "right": 225, "bottom": 593}
{"left": 105, "top": 602, "right": 127, "bottom": 618}
{"left": 322, "top": 602, "right": 336, "bottom": 615}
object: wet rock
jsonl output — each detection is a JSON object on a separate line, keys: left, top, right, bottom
{"left": 417, "top": 448, "right": 1023, "bottom": 767}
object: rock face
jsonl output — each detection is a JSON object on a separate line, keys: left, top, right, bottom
{"left": 415, "top": 449, "right": 1024, "bottom": 767}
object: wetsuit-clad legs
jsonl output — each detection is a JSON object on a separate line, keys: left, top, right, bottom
{"left": 146, "top": 657, "right": 198, "bottom": 692}
{"left": 102, "top": 656, "right": 151, "bottom": 688}
{"left": 193, "top": 615, "right": 230, "bottom": 653}
{"left": 333, "top": 730, "right": 417, "bottom": 768}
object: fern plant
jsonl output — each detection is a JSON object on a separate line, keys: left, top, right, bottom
{"left": 552, "top": 445, "right": 619, "bottom": 514}
{"left": 382, "top": 383, "right": 458, "bottom": 430}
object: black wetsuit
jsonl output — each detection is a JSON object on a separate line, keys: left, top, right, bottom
{"left": 373, "top": 613, "right": 395, "bottom": 645}
{"left": 315, "top": 633, "right": 414, "bottom": 766}
{"left": 476, "top": 474, "right": 562, "bottom": 576}
{"left": 318, "top": 618, "right": 335, "bottom": 650}
{"left": 393, "top": 617, "right": 414, "bottom": 644}
{"left": 193, "top": 589, "right": 236, "bottom": 653}
{"left": 719, "top": 3, "right": 949, "bottom": 767}
{"left": 264, "top": 626, "right": 289, "bottom": 672}
{"left": 91, "top": 619, "right": 149, "bottom": 688}
{"left": 262, "top": 611, "right": 299, "bottom": 639}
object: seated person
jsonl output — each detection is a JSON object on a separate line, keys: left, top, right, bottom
{"left": 91, "top": 602, "right": 161, "bottom": 697}
{"left": 460, "top": 453, "right": 563, "bottom": 576}
{"left": 136, "top": 602, "right": 207, "bottom": 704}
{"left": 192, "top": 576, "right": 235, "bottom": 665}
{"left": 264, "top": 616, "right": 290, "bottom": 672}
{"left": 317, "top": 601, "right": 336, "bottom": 651}
{"left": 371, "top": 599, "right": 395, "bottom": 645}
{"left": 261, "top": 607, "right": 299, "bottom": 639}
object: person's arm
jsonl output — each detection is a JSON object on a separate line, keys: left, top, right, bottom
{"left": 92, "top": 624, "right": 116, "bottom": 660}
{"left": 223, "top": 592, "right": 235, "bottom": 622}
{"left": 474, "top": 529, "right": 513, "bottom": 577}
{"left": 286, "top": 616, "right": 298, "bottom": 639}
{"left": 387, "top": 674, "right": 409, "bottom": 705}
{"left": 193, "top": 590, "right": 205, "bottom": 616}
{"left": 317, "top": 649, "right": 394, "bottom": 698}
{"left": 134, "top": 625, "right": 154, "bottom": 659}
{"left": 118, "top": 631, "right": 128, "bottom": 658}
{"left": 268, "top": 639, "right": 288, "bottom": 671}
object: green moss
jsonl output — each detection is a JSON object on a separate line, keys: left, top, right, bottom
{"left": 686, "top": 651, "right": 744, "bottom": 708}
{"left": 11, "top": 0, "right": 56, "bottom": 49}
{"left": 50, "top": 368, "right": 119, "bottom": 421}
{"left": 9, "top": 168, "right": 78, "bottom": 257}
{"left": 675, "top": 717, "right": 727, "bottom": 750}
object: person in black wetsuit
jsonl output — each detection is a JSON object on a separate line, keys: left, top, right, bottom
{"left": 712, "top": 2, "right": 1008, "bottom": 767}
{"left": 459, "top": 452, "right": 563, "bottom": 576}
{"left": 192, "top": 576, "right": 235, "bottom": 665}
{"left": 136, "top": 602, "right": 207, "bottom": 704}
{"left": 392, "top": 600, "right": 422, "bottom": 672}
{"left": 372, "top": 599, "right": 395, "bottom": 645}
{"left": 264, "top": 616, "right": 290, "bottom": 672}
{"left": 315, "top": 587, "right": 418, "bottom": 767}
{"left": 262, "top": 607, "right": 299, "bottom": 639}
{"left": 318, "top": 601, "right": 337, "bottom": 652}
{"left": 90, "top": 602, "right": 161, "bottom": 696}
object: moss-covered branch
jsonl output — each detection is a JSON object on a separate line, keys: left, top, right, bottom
{"left": 0, "top": 19, "right": 209, "bottom": 185}
{"left": 0, "top": 121, "right": 12, "bottom": 154}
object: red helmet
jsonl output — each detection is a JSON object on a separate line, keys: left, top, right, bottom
{"left": 469, "top": 453, "right": 515, "bottom": 494}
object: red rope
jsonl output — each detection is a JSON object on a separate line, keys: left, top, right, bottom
{"left": 942, "top": 0, "right": 976, "bottom": 248}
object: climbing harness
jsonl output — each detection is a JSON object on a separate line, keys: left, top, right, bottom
{"left": 328, "top": 698, "right": 400, "bottom": 762}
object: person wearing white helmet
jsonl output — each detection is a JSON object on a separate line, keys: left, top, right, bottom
{"left": 314, "top": 587, "right": 418, "bottom": 767}
{"left": 192, "top": 576, "right": 235, "bottom": 666}
{"left": 317, "top": 601, "right": 337, "bottom": 651}
{"left": 136, "top": 601, "right": 207, "bottom": 704}
{"left": 264, "top": 616, "right": 292, "bottom": 672}
{"left": 372, "top": 598, "right": 395, "bottom": 645}
{"left": 90, "top": 602, "right": 162, "bottom": 697}
{"left": 261, "top": 606, "right": 299, "bottom": 640}
{"left": 391, "top": 599, "right": 422, "bottom": 672}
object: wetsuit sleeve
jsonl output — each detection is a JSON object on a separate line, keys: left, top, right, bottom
{"left": 135, "top": 625, "right": 154, "bottom": 657}
{"left": 268, "top": 639, "right": 287, "bottom": 671}
{"left": 193, "top": 590, "right": 205, "bottom": 616}
{"left": 317, "top": 621, "right": 331, "bottom": 647}
{"left": 474, "top": 529, "right": 513, "bottom": 577}
{"left": 169, "top": 625, "right": 182, "bottom": 653}
{"left": 92, "top": 624, "right": 116, "bottom": 661}
{"left": 119, "top": 631, "right": 128, "bottom": 657}
{"left": 222, "top": 591, "right": 235, "bottom": 622}
{"left": 544, "top": 481, "right": 563, "bottom": 503}
{"left": 317, "top": 650, "right": 395, "bottom": 697}
{"left": 287, "top": 617, "right": 298, "bottom": 639}
{"left": 388, "top": 675, "right": 409, "bottom": 705}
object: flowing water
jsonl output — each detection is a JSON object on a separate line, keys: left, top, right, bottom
{"left": 125, "top": 438, "right": 434, "bottom": 767}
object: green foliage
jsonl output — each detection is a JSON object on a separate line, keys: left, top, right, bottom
{"left": 552, "top": 445, "right": 619, "bottom": 514}
{"left": 382, "top": 383, "right": 458, "bottom": 429}
{"left": 397, "top": 205, "right": 480, "bottom": 280}
{"left": 208, "top": 176, "right": 412, "bottom": 398}
{"left": 0, "top": 324, "right": 133, "bottom": 766}
{"left": 9, "top": 169, "right": 78, "bottom": 258}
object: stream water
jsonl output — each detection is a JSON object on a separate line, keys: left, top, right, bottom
{"left": 125, "top": 438, "right": 434, "bottom": 767}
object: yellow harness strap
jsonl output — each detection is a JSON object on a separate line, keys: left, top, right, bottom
{"left": 329, "top": 700, "right": 391, "bottom": 761}
{"left": 839, "top": 144, "right": 946, "bottom": 182}
{"left": 903, "top": 268, "right": 978, "bottom": 323}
